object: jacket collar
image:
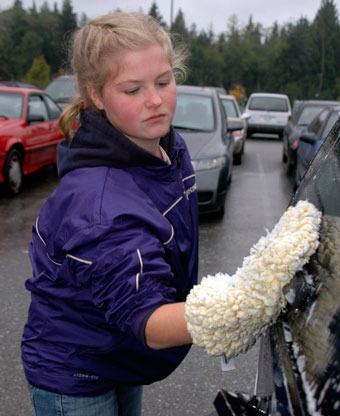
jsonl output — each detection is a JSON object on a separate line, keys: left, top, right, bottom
{"left": 57, "top": 110, "right": 181, "bottom": 178}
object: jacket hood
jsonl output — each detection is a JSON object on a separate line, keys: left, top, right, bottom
{"left": 57, "top": 110, "right": 176, "bottom": 177}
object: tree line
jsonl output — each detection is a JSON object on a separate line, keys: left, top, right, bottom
{"left": 1, "top": 0, "right": 339, "bottom": 103}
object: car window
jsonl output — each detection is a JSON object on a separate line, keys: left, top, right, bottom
{"left": 291, "top": 101, "right": 304, "bottom": 123}
{"left": 297, "top": 106, "right": 325, "bottom": 125}
{"left": 45, "top": 76, "right": 76, "bottom": 102}
{"left": 248, "top": 96, "right": 288, "bottom": 112}
{"left": 321, "top": 113, "right": 339, "bottom": 140}
{"left": 309, "top": 108, "right": 330, "bottom": 134}
{"left": 28, "top": 95, "right": 49, "bottom": 121}
{"left": 221, "top": 99, "right": 238, "bottom": 118}
{"left": 289, "top": 122, "right": 340, "bottom": 414}
{"left": 44, "top": 95, "right": 61, "bottom": 120}
{"left": 173, "top": 94, "right": 215, "bottom": 131}
{"left": 0, "top": 92, "right": 23, "bottom": 118}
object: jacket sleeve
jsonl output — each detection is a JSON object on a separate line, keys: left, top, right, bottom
{"left": 65, "top": 215, "right": 177, "bottom": 343}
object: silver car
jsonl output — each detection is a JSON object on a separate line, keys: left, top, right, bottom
{"left": 220, "top": 94, "right": 250, "bottom": 164}
{"left": 44, "top": 75, "right": 77, "bottom": 109}
{"left": 173, "top": 85, "right": 241, "bottom": 217}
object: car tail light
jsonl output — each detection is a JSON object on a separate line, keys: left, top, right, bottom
{"left": 288, "top": 115, "right": 292, "bottom": 122}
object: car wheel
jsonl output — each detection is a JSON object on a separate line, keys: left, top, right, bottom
{"left": 286, "top": 161, "right": 295, "bottom": 176}
{"left": 286, "top": 151, "right": 295, "bottom": 176}
{"left": 4, "top": 148, "right": 23, "bottom": 196}
{"left": 215, "top": 204, "right": 225, "bottom": 219}
{"left": 233, "top": 152, "right": 242, "bottom": 165}
{"left": 282, "top": 146, "right": 287, "bottom": 163}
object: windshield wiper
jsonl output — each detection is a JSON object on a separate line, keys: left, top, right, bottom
{"left": 173, "top": 125, "right": 206, "bottom": 132}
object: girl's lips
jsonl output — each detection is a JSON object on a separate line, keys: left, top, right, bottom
{"left": 145, "top": 114, "right": 166, "bottom": 121}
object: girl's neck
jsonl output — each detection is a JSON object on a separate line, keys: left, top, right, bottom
{"left": 126, "top": 135, "right": 162, "bottom": 158}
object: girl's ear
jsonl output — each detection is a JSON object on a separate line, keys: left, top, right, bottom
{"left": 86, "top": 84, "right": 104, "bottom": 110}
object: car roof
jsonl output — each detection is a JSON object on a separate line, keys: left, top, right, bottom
{"left": 318, "top": 105, "right": 340, "bottom": 114}
{"left": 219, "top": 94, "right": 237, "bottom": 100}
{"left": 0, "top": 86, "right": 42, "bottom": 94}
{"left": 249, "top": 92, "right": 289, "bottom": 99}
{"left": 176, "top": 85, "right": 217, "bottom": 97}
{"left": 297, "top": 99, "right": 340, "bottom": 106}
{"left": 0, "top": 80, "right": 36, "bottom": 88}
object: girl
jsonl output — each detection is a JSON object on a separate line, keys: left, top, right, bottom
{"left": 21, "top": 12, "right": 198, "bottom": 416}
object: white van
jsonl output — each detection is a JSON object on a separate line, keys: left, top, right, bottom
{"left": 245, "top": 93, "right": 291, "bottom": 138}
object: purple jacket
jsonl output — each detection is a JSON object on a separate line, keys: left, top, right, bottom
{"left": 21, "top": 111, "right": 199, "bottom": 395}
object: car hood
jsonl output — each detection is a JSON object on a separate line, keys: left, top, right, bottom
{"left": 175, "top": 129, "right": 224, "bottom": 159}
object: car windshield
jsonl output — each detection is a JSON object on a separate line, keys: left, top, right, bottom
{"left": 248, "top": 96, "right": 288, "bottom": 112}
{"left": 173, "top": 94, "right": 215, "bottom": 131}
{"left": 297, "top": 106, "right": 325, "bottom": 125}
{"left": 221, "top": 99, "right": 238, "bottom": 118}
{"left": 322, "top": 113, "right": 339, "bottom": 140}
{"left": 288, "top": 121, "right": 340, "bottom": 414}
{"left": 45, "top": 77, "right": 76, "bottom": 102}
{"left": 0, "top": 92, "right": 23, "bottom": 118}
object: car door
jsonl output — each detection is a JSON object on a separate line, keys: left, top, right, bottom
{"left": 24, "top": 93, "right": 53, "bottom": 169}
{"left": 42, "top": 94, "right": 63, "bottom": 162}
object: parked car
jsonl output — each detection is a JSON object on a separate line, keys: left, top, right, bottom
{"left": 220, "top": 94, "right": 250, "bottom": 165}
{"left": 213, "top": 117, "right": 340, "bottom": 415}
{"left": 295, "top": 106, "right": 340, "bottom": 188}
{"left": 173, "top": 85, "right": 239, "bottom": 217}
{"left": 0, "top": 86, "right": 63, "bottom": 195}
{"left": 245, "top": 93, "right": 291, "bottom": 139}
{"left": 0, "top": 80, "right": 36, "bottom": 88}
{"left": 44, "top": 74, "right": 77, "bottom": 109}
{"left": 282, "top": 99, "right": 340, "bottom": 175}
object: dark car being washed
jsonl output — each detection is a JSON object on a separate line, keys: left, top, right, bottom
{"left": 213, "top": 119, "right": 340, "bottom": 415}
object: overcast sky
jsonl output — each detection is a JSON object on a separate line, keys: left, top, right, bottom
{"left": 1, "top": 0, "right": 339, "bottom": 33}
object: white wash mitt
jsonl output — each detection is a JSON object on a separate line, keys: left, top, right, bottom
{"left": 185, "top": 200, "right": 322, "bottom": 357}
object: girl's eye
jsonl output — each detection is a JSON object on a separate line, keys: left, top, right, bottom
{"left": 158, "top": 79, "right": 171, "bottom": 87}
{"left": 125, "top": 87, "right": 139, "bottom": 95}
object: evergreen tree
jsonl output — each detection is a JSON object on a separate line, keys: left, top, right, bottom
{"left": 39, "top": 2, "right": 62, "bottom": 73}
{"left": 0, "top": 0, "right": 29, "bottom": 78}
{"left": 58, "top": 0, "right": 78, "bottom": 68}
{"left": 171, "top": 8, "right": 188, "bottom": 40}
{"left": 0, "top": 0, "right": 339, "bottom": 100}
{"left": 24, "top": 55, "right": 51, "bottom": 88}
{"left": 274, "top": 19, "right": 315, "bottom": 99}
{"left": 148, "top": 1, "right": 167, "bottom": 28}
{"left": 78, "top": 12, "right": 88, "bottom": 27}
{"left": 312, "top": 0, "right": 340, "bottom": 98}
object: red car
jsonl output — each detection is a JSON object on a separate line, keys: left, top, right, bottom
{"left": 0, "top": 86, "right": 64, "bottom": 195}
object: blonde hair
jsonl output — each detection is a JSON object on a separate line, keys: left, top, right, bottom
{"left": 59, "top": 12, "right": 187, "bottom": 141}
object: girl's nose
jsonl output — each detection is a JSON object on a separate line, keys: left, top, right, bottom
{"left": 145, "top": 88, "right": 162, "bottom": 107}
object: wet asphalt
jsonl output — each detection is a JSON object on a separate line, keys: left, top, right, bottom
{"left": 0, "top": 137, "right": 294, "bottom": 416}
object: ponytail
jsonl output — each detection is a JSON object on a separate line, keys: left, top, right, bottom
{"left": 58, "top": 97, "right": 84, "bottom": 141}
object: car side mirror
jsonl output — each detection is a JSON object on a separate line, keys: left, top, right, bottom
{"left": 227, "top": 120, "right": 244, "bottom": 132}
{"left": 300, "top": 131, "right": 318, "bottom": 144}
{"left": 241, "top": 112, "right": 251, "bottom": 120}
